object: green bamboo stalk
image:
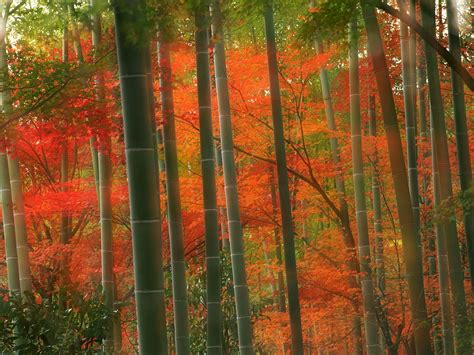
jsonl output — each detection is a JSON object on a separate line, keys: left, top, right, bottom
{"left": 97, "top": 139, "right": 115, "bottom": 354}
{"left": 144, "top": 46, "right": 169, "bottom": 355}
{"left": 68, "top": 2, "right": 84, "bottom": 64}
{"left": 7, "top": 154, "right": 32, "bottom": 294}
{"left": 408, "top": 0, "right": 416, "bottom": 121}
{"left": 359, "top": 2, "right": 432, "bottom": 353}
{"left": 263, "top": 3, "right": 303, "bottom": 353}
{"left": 430, "top": 113, "right": 455, "bottom": 355}
{"left": 113, "top": 1, "right": 167, "bottom": 352}
{"left": 417, "top": 53, "right": 438, "bottom": 278}
{"left": 368, "top": 96, "right": 384, "bottom": 293}
{"left": 157, "top": 40, "right": 190, "bottom": 354}
{"left": 446, "top": 0, "right": 474, "bottom": 296}
{"left": 90, "top": 1, "right": 119, "bottom": 351}
{"left": 0, "top": 3, "right": 32, "bottom": 295}
{"left": 0, "top": 152, "right": 20, "bottom": 296}
{"left": 60, "top": 28, "right": 70, "bottom": 247}
{"left": 420, "top": 1, "right": 471, "bottom": 352}
{"left": 349, "top": 18, "right": 380, "bottom": 355}
{"left": 368, "top": 96, "right": 386, "bottom": 353}
{"left": 60, "top": 148, "right": 70, "bottom": 245}
{"left": 399, "top": 0, "right": 420, "bottom": 232}
{"left": 0, "top": 152, "right": 21, "bottom": 350}
{"left": 210, "top": 1, "right": 254, "bottom": 353}
{"left": 418, "top": 57, "right": 443, "bottom": 354}
{"left": 68, "top": 2, "right": 100, "bottom": 199}
{"left": 269, "top": 167, "right": 286, "bottom": 312}
{"left": 195, "top": 5, "right": 223, "bottom": 353}
{"left": 314, "top": 30, "right": 363, "bottom": 355}
{"left": 156, "top": 128, "right": 165, "bottom": 173}
{"left": 215, "top": 145, "right": 229, "bottom": 251}
{"left": 417, "top": 63, "right": 429, "bottom": 202}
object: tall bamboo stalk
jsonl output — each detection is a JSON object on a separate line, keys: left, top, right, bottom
{"left": 399, "top": 0, "right": 420, "bottom": 232}
{"left": 446, "top": 0, "right": 474, "bottom": 295}
{"left": 368, "top": 96, "right": 386, "bottom": 353}
{"left": 0, "top": 152, "right": 20, "bottom": 295}
{"left": 0, "top": 2, "right": 32, "bottom": 295}
{"left": 113, "top": 1, "right": 167, "bottom": 352}
{"left": 97, "top": 138, "right": 115, "bottom": 353}
{"left": 194, "top": 4, "right": 223, "bottom": 354}
{"left": 210, "top": 0, "right": 254, "bottom": 353}
{"left": 144, "top": 45, "right": 169, "bottom": 354}
{"left": 215, "top": 145, "right": 229, "bottom": 251}
{"left": 68, "top": 1, "right": 100, "bottom": 197}
{"left": 430, "top": 114, "right": 455, "bottom": 355}
{"left": 420, "top": 0, "right": 471, "bottom": 352}
{"left": 7, "top": 155, "right": 32, "bottom": 294}
{"left": 60, "top": 27, "right": 70, "bottom": 248}
{"left": 157, "top": 40, "right": 190, "bottom": 354}
{"left": 269, "top": 167, "right": 286, "bottom": 312}
{"left": 349, "top": 18, "right": 380, "bottom": 355}
{"left": 368, "top": 96, "right": 384, "bottom": 293}
{"left": 263, "top": 3, "right": 303, "bottom": 353}
{"left": 315, "top": 28, "right": 363, "bottom": 355}
{"left": 90, "top": 0, "right": 118, "bottom": 351}
{"left": 359, "top": 2, "right": 432, "bottom": 353}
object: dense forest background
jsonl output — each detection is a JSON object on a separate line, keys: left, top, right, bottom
{"left": 0, "top": 0, "right": 472, "bottom": 353}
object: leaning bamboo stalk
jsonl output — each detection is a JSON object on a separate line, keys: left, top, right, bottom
{"left": 359, "top": 1, "right": 432, "bottom": 353}
{"left": 420, "top": 0, "right": 471, "bottom": 352}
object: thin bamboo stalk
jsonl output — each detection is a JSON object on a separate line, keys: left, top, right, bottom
{"left": 263, "top": 3, "right": 304, "bottom": 353}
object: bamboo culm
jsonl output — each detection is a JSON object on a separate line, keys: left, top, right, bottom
{"left": 446, "top": 0, "right": 474, "bottom": 296}
{"left": 420, "top": 0, "right": 471, "bottom": 352}
{"left": 263, "top": 3, "right": 304, "bottom": 353}
{"left": 195, "top": 4, "right": 223, "bottom": 354}
{"left": 359, "top": 1, "right": 433, "bottom": 353}
{"left": 157, "top": 40, "right": 190, "bottom": 354}
{"left": 399, "top": 0, "right": 420, "bottom": 232}
{"left": 113, "top": 1, "right": 168, "bottom": 352}
{"left": 90, "top": 0, "right": 119, "bottom": 351}
{"left": 368, "top": 96, "right": 385, "bottom": 293}
{"left": 430, "top": 113, "right": 455, "bottom": 355}
{"left": 348, "top": 17, "right": 380, "bottom": 355}
{"left": 144, "top": 45, "right": 169, "bottom": 355}
{"left": 0, "top": 152, "right": 20, "bottom": 295}
{"left": 7, "top": 155, "right": 32, "bottom": 294}
{"left": 0, "top": 5, "right": 32, "bottom": 295}
{"left": 210, "top": 0, "right": 254, "bottom": 353}
{"left": 314, "top": 22, "right": 363, "bottom": 355}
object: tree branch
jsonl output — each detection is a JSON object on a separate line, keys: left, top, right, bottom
{"left": 376, "top": 1, "right": 474, "bottom": 91}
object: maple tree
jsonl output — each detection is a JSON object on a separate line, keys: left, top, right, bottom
{"left": 0, "top": 0, "right": 472, "bottom": 354}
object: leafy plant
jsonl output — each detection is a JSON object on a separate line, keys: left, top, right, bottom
{"left": 0, "top": 287, "right": 112, "bottom": 353}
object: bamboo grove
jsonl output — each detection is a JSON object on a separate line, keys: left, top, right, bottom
{"left": 0, "top": 0, "right": 472, "bottom": 353}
